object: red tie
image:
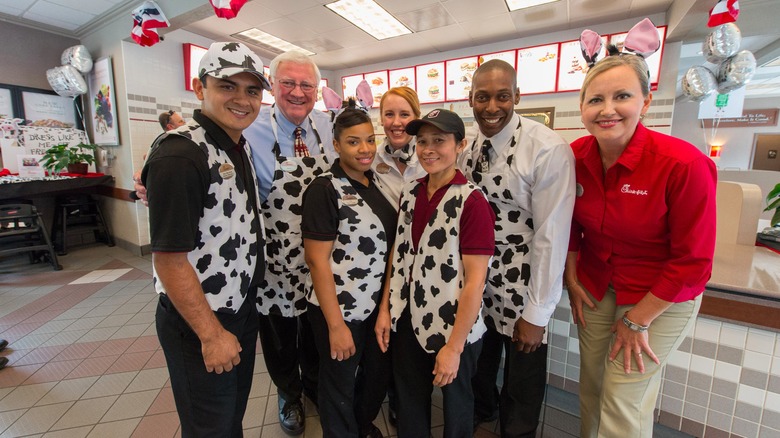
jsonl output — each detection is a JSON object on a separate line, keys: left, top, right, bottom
{"left": 294, "top": 127, "right": 309, "bottom": 158}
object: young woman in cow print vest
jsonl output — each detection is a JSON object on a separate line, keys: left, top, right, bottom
{"left": 375, "top": 109, "right": 496, "bottom": 437}
{"left": 301, "top": 107, "right": 396, "bottom": 438}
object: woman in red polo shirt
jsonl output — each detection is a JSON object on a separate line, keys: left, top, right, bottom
{"left": 564, "top": 44, "right": 717, "bottom": 437}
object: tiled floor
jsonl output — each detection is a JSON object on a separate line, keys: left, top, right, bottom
{"left": 0, "top": 244, "right": 687, "bottom": 438}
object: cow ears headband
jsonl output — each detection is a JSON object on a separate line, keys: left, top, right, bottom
{"left": 322, "top": 79, "right": 373, "bottom": 121}
{"left": 580, "top": 18, "right": 660, "bottom": 67}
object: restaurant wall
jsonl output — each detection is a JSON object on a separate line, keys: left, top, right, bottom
{"left": 672, "top": 96, "right": 780, "bottom": 170}
{"left": 77, "top": 0, "right": 212, "bottom": 252}
{"left": 0, "top": 21, "right": 79, "bottom": 90}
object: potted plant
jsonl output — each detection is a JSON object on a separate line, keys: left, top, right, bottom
{"left": 765, "top": 182, "right": 780, "bottom": 227}
{"left": 39, "top": 142, "right": 97, "bottom": 175}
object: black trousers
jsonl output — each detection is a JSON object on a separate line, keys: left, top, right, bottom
{"left": 393, "top": 310, "right": 482, "bottom": 438}
{"left": 156, "top": 293, "right": 258, "bottom": 438}
{"left": 307, "top": 304, "right": 390, "bottom": 437}
{"left": 472, "top": 327, "right": 548, "bottom": 438}
{"left": 257, "top": 312, "right": 319, "bottom": 404}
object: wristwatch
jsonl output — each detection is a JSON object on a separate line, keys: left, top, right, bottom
{"left": 622, "top": 312, "right": 649, "bottom": 332}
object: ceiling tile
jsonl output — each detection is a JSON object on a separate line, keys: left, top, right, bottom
{"left": 442, "top": 0, "right": 508, "bottom": 22}
{"left": 251, "top": 0, "right": 323, "bottom": 16}
{"left": 509, "top": 1, "right": 569, "bottom": 32}
{"left": 460, "top": 13, "right": 517, "bottom": 42}
{"left": 23, "top": 10, "right": 81, "bottom": 30}
{"left": 319, "top": 22, "right": 376, "bottom": 49}
{"left": 0, "top": 5, "right": 26, "bottom": 15}
{"left": 47, "top": 0, "right": 116, "bottom": 15}
{"left": 568, "top": 0, "right": 632, "bottom": 22}
{"left": 255, "top": 17, "right": 319, "bottom": 43}
{"left": 25, "top": 0, "right": 95, "bottom": 28}
{"left": 291, "top": 5, "right": 353, "bottom": 33}
{"left": 0, "top": 0, "right": 35, "bottom": 11}
{"left": 396, "top": 3, "right": 456, "bottom": 32}
{"left": 379, "top": 0, "right": 441, "bottom": 14}
{"left": 418, "top": 24, "right": 470, "bottom": 52}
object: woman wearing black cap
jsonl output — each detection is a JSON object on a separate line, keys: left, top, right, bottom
{"left": 375, "top": 109, "right": 495, "bottom": 437}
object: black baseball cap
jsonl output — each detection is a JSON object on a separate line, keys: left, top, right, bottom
{"left": 406, "top": 109, "right": 465, "bottom": 140}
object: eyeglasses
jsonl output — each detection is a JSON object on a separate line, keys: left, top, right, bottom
{"left": 168, "top": 110, "right": 175, "bottom": 116}
{"left": 276, "top": 80, "right": 316, "bottom": 93}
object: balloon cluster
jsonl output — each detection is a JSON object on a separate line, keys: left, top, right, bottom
{"left": 46, "top": 45, "right": 93, "bottom": 97}
{"left": 681, "top": 22, "right": 757, "bottom": 101}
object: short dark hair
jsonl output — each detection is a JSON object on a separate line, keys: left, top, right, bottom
{"left": 333, "top": 107, "right": 372, "bottom": 140}
{"left": 158, "top": 110, "right": 174, "bottom": 130}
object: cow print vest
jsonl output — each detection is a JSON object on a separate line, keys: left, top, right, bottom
{"left": 152, "top": 126, "right": 264, "bottom": 314}
{"left": 304, "top": 173, "right": 388, "bottom": 322}
{"left": 388, "top": 181, "right": 487, "bottom": 353}
{"left": 257, "top": 136, "right": 331, "bottom": 317}
{"left": 461, "top": 120, "right": 535, "bottom": 337}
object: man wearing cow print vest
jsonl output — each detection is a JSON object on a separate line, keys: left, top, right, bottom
{"left": 459, "top": 60, "right": 576, "bottom": 437}
{"left": 141, "top": 42, "right": 269, "bottom": 437}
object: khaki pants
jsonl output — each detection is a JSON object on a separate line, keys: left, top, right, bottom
{"left": 577, "top": 286, "right": 701, "bottom": 438}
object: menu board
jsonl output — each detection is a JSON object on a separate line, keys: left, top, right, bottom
{"left": 342, "top": 74, "right": 364, "bottom": 99}
{"left": 557, "top": 37, "right": 607, "bottom": 92}
{"left": 609, "top": 26, "right": 666, "bottom": 86}
{"left": 445, "top": 57, "right": 478, "bottom": 101}
{"left": 516, "top": 44, "right": 559, "bottom": 95}
{"left": 415, "top": 62, "right": 445, "bottom": 104}
{"left": 389, "top": 67, "right": 415, "bottom": 90}
{"left": 364, "top": 70, "right": 389, "bottom": 107}
{"left": 313, "top": 79, "right": 330, "bottom": 112}
{"left": 479, "top": 50, "right": 516, "bottom": 68}
{"left": 262, "top": 66, "right": 275, "bottom": 105}
{"left": 22, "top": 91, "right": 77, "bottom": 129}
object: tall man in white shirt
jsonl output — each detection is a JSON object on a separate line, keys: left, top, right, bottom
{"left": 460, "top": 60, "right": 575, "bottom": 437}
{"left": 242, "top": 51, "right": 335, "bottom": 436}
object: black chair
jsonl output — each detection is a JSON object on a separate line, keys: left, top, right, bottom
{"left": 51, "top": 194, "right": 115, "bottom": 255}
{"left": 0, "top": 204, "right": 62, "bottom": 270}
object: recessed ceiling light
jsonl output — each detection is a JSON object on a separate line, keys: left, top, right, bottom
{"left": 233, "top": 28, "right": 315, "bottom": 56}
{"left": 325, "top": 0, "right": 412, "bottom": 40}
{"left": 505, "top": 0, "right": 560, "bottom": 11}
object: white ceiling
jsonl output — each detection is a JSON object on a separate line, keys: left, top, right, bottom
{"left": 1, "top": 0, "right": 779, "bottom": 96}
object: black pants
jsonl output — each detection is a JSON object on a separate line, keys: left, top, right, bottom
{"left": 393, "top": 309, "right": 482, "bottom": 438}
{"left": 307, "top": 304, "right": 390, "bottom": 437}
{"left": 156, "top": 293, "right": 258, "bottom": 438}
{"left": 257, "top": 312, "right": 319, "bottom": 404}
{"left": 472, "top": 327, "right": 548, "bottom": 438}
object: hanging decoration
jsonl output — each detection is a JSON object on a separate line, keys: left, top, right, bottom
{"left": 209, "top": 0, "right": 248, "bottom": 19}
{"left": 61, "top": 45, "right": 93, "bottom": 74}
{"left": 131, "top": 1, "right": 170, "bottom": 47}
{"left": 46, "top": 65, "right": 88, "bottom": 97}
{"left": 707, "top": 0, "right": 740, "bottom": 27}
{"left": 680, "top": 1, "right": 755, "bottom": 101}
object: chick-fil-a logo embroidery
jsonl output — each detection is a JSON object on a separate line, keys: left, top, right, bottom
{"left": 621, "top": 184, "right": 648, "bottom": 195}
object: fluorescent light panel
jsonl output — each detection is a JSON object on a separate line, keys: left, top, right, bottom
{"left": 326, "top": 0, "right": 411, "bottom": 41}
{"left": 505, "top": 0, "right": 560, "bottom": 11}
{"left": 233, "top": 28, "right": 315, "bottom": 56}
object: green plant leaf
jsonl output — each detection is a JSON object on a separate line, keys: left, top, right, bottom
{"left": 772, "top": 209, "right": 780, "bottom": 228}
{"left": 766, "top": 197, "right": 780, "bottom": 212}
{"left": 767, "top": 183, "right": 780, "bottom": 203}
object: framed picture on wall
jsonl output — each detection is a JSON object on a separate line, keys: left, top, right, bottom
{"left": 87, "top": 57, "right": 119, "bottom": 145}
{"left": 21, "top": 90, "right": 77, "bottom": 128}
{"left": 0, "top": 85, "right": 14, "bottom": 119}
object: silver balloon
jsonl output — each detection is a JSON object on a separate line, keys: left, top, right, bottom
{"left": 717, "top": 50, "right": 757, "bottom": 93}
{"left": 703, "top": 23, "right": 741, "bottom": 63}
{"left": 46, "top": 65, "right": 88, "bottom": 97}
{"left": 61, "top": 45, "right": 93, "bottom": 74}
{"left": 682, "top": 66, "right": 717, "bottom": 101}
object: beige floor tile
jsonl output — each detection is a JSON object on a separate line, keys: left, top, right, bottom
{"left": 125, "top": 368, "right": 169, "bottom": 393}
{"left": 77, "top": 327, "right": 120, "bottom": 343}
{"left": 0, "top": 401, "right": 72, "bottom": 437}
{"left": 243, "top": 396, "right": 268, "bottom": 430}
{"left": 81, "top": 372, "right": 135, "bottom": 399}
{"left": 37, "top": 377, "right": 99, "bottom": 406}
{"left": 50, "top": 396, "right": 117, "bottom": 431}
{"left": 86, "top": 418, "right": 141, "bottom": 438}
{"left": 0, "top": 408, "right": 26, "bottom": 432}
{"left": 129, "top": 412, "right": 179, "bottom": 438}
{"left": 0, "top": 382, "right": 57, "bottom": 411}
{"left": 109, "top": 324, "right": 151, "bottom": 340}
{"left": 249, "top": 372, "right": 272, "bottom": 399}
{"left": 41, "top": 425, "right": 92, "bottom": 437}
{"left": 101, "top": 389, "right": 158, "bottom": 422}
